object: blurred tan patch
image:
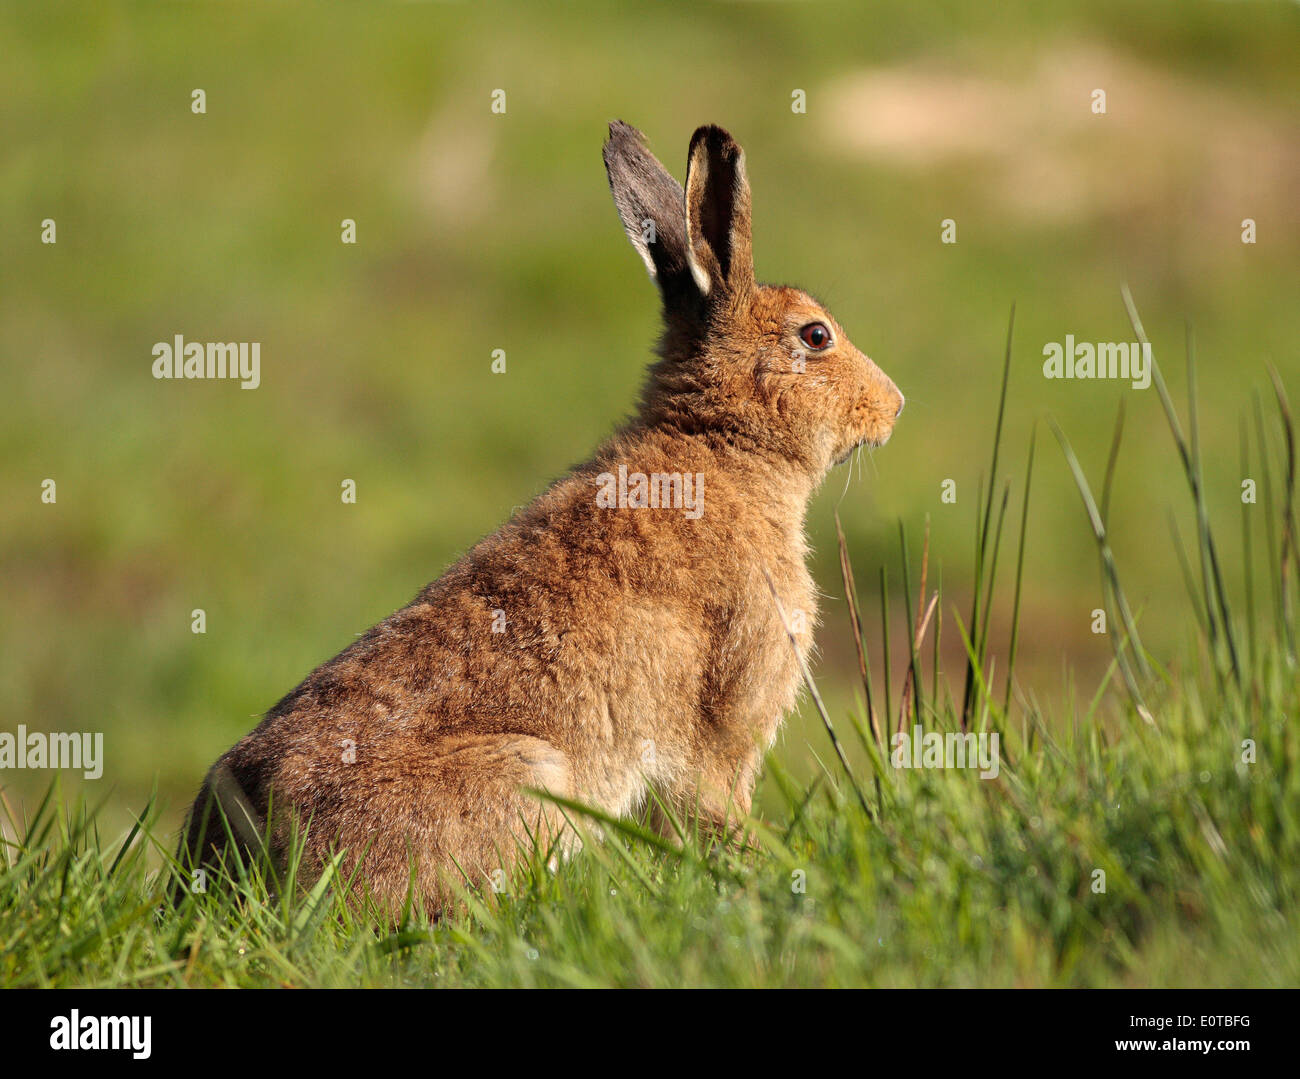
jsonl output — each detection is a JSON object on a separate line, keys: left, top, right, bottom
{"left": 412, "top": 100, "right": 498, "bottom": 224}
{"left": 823, "top": 43, "right": 1300, "bottom": 232}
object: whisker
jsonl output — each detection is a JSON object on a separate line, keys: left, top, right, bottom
{"left": 837, "top": 451, "right": 855, "bottom": 505}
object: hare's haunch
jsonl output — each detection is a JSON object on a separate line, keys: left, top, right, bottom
{"left": 179, "top": 122, "right": 904, "bottom": 915}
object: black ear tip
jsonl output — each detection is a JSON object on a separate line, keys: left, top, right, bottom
{"left": 607, "top": 119, "right": 643, "bottom": 145}
{"left": 604, "top": 121, "right": 630, "bottom": 167}
{"left": 688, "top": 124, "right": 739, "bottom": 162}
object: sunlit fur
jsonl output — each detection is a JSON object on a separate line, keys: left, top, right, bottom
{"left": 178, "top": 122, "right": 902, "bottom": 917}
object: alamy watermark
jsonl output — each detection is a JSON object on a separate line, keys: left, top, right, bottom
{"left": 50, "top": 1011, "right": 150, "bottom": 1059}
{"left": 1042, "top": 336, "right": 1151, "bottom": 390}
{"left": 152, "top": 334, "right": 260, "bottom": 389}
{"left": 596, "top": 464, "right": 704, "bottom": 519}
{"left": 0, "top": 725, "right": 103, "bottom": 779}
{"left": 890, "top": 724, "right": 1000, "bottom": 779}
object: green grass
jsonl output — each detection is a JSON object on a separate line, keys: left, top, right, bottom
{"left": 4, "top": 320, "right": 1297, "bottom": 988}
{"left": 3, "top": 638, "right": 1295, "bottom": 987}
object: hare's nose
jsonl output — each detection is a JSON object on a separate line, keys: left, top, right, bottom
{"left": 895, "top": 394, "right": 906, "bottom": 418}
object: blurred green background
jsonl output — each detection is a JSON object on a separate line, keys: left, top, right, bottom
{"left": 2, "top": 1, "right": 1298, "bottom": 834}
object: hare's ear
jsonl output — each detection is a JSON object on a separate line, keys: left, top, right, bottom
{"left": 603, "top": 121, "right": 695, "bottom": 307}
{"left": 684, "top": 125, "right": 755, "bottom": 300}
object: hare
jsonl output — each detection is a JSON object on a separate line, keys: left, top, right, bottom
{"left": 178, "top": 122, "right": 903, "bottom": 915}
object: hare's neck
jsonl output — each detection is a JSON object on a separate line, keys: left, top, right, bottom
{"left": 603, "top": 423, "right": 817, "bottom": 529}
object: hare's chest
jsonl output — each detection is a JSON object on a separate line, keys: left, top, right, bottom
{"left": 767, "top": 567, "right": 817, "bottom": 690}
{"left": 724, "top": 563, "right": 817, "bottom": 726}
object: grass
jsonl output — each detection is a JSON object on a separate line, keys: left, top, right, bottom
{"left": 3, "top": 304, "right": 1297, "bottom": 988}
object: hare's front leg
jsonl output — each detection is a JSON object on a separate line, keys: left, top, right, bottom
{"left": 648, "top": 741, "right": 765, "bottom": 849}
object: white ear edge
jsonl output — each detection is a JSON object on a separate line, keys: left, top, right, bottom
{"left": 632, "top": 241, "right": 658, "bottom": 281}
{"left": 612, "top": 207, "right": 661, "bottom": 281}
{"left": 686, "top": 246, "right": 711, "bottom": 296}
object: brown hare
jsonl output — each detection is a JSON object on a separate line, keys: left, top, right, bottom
{"left": 178, "top": 121, "right": 903, "bottom": 915}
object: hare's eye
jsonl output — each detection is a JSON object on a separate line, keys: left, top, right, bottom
{"left": 799, "top": 323, "right": 832, "bottom": 350}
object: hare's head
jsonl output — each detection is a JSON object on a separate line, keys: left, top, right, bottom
{"left": 604, "top": 121, "right": 903, "bottom": 476}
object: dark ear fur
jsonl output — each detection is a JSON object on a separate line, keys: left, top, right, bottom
{"left": 603, "top": 121, "right": 697, "bottom": 310}
{"left": 684, "top": 125, "right": 755, "bottom": 301}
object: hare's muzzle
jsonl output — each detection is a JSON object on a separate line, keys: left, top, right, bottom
{"left": 857, "top": 361, "right": 904, "bottom": 449}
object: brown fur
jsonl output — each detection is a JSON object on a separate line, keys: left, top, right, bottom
{"left": 178, "top": 122, "right": 903, "bottom": 916}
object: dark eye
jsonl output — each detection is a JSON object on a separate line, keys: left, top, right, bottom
{"left": 799, "top": 323, "right": 832, "bottom": 350}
